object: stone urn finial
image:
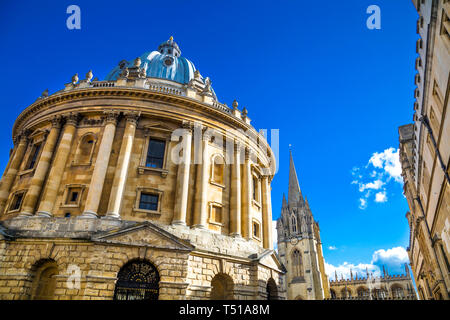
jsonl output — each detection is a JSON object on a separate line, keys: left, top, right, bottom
{"left": 71, "top": 73, "right": 79, "bottom": 84}
{"left": 232, "top": 99, "right": 238, "bottom": 110}
{"left": 42, "top": 89, "right": 49, "bottom": 98}
{"left": 86, "top": 70, "right": 93, "bottom": 82}
{"left": 134, "top": 57, "right": 141, "bottom": 67}
{"left": 194, "top": 70, "right": 201, "bottom": 80}
{"left": 242, "top": 107, "right": 248, "bottom": 116}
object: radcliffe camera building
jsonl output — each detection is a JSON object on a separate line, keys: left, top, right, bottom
{"left": 398, "top": 0, "right": 450, "bottom": 300}
{"left": 0, "top": 37, "right": 286, "bottom": 300}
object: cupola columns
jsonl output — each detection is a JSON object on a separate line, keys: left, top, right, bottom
{"left": 241, "top": 148, "right": 253, "bottom": 239}
{"left": 37, "top": 113, "right": 79, "bottom": 217}
{"left": 81, "top": 111, "right": 119, "bottom": 218}
{"left": 0, "top": 135, "right": 28, "bottom": 214}
{"left": 106, "top": 112, "right": 140, "bottom": 219}
{"left": 193, "top": 130, "right": 210, "bottom": 228}
{"left": 262, "top": 175, "right": 273, "bottom": 249}
{"left": 19, "top": 118, "right": 62, "bottom": 216}
{"left": 172, "top": 124, "right": 193, "bottom": 225}
{"left": 230, "top": 141, "right": 242, "bottom": 236}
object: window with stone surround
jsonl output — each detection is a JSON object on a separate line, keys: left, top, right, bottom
{"left": 25, "top": 142, "right": 42, "bottom": 170}
{"left": 210, "top": 154, "right": 225, "bottom": 187}
{"left": 61, "top": 185, "right": 85, "bottom": 208}
{"left": 133, "top": 187, "right": 163, "bottom": 214}
{"left": 252, "top": 219, "right": 261, "bottom": 240}
{"left": 208, "top": 202, "right": 223, "bottom": 226}
{"left": 291, "top": 249, "right": 304, "bottom": 279}
{"left": 441, "top": 3, "right": 450, "bottom": 48}
{"left": 138, "top": 126, "right": 171, "bottom": 177}
{"left": 8, "top": 190, "right": 25, "bottom": 212}
{"left": 73, "top": 133, "right": 96, "bottom": 165}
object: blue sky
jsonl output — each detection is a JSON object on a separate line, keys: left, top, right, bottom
{"left": 0, "top": 1, "right": 418, "bottom": 279}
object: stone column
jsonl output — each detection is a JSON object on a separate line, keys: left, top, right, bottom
{"left": 193, "top": 130, "right": 210, "bottom": 228}
{"left": 0, "top": 133, "right": 28, "bottom": 214}
{"left": 36, "top": 113, "right": 79, "bottom": 217}
{"left": 81, "top": 111, "right": 119, "bottom": 218}
{"left": 105, "top": 111, "right": 140, "bottom": 219}
{"left": 19, "top": 116, "right": 62, "bottom": 216}
{"left": 172, "top": 124, "right": 192, "bottom": 225}
{"left": 261, "top": 175, "right": 273, "bottom": 249}
{"left": 230, "top": 141, "right": 241, "bottom": 236}
{"left": 241, "top": 148, "right": 252, "bottom": 239}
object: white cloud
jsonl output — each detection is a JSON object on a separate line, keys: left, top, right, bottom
{"left": 359, "top": 198, "right": 367, "bottom": 210}
{"left": 325, "top": 247, "right": 410, "bottom": 281}
{"left": 352, "top": 147, "right": 403, "bottom": 209}
{"left": 375, "top": 191, "right": 387, "bottom": 203}
{"left": 325, "top": 261, "right": 380, "bottom": 281}
{"left": 371, "top": 247, "right": 409, "bottom": 266}
{"left": 359, "top": 179, "right": 384, "bottom": 192}
{"left": 328, "top": 246, "right": 337, "bottom": 250}
{"left": 368, "top": 148, "right": 402, "bottom": 183}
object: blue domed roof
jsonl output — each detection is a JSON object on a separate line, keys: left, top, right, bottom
{"left": 105, "top": 37, "right": 196, "bottom": 84}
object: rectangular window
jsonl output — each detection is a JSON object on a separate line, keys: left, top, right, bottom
{"left": 26, "top": 143, "right": 41, "bottom": 170}
{"left": 146, "top": 139, "right": 166, "bottom": 168}
{"left": 66, "top": 187, "right": 81, "bottom": 205}
{"left": 139, "top": 193, "right": 159, "bottom": 211}
{"left": 210, "top": 205, "right": 222, "bottom": 224}
{"left": 253, "top": 221, "right": 260, "bottom": 238}
{"left": 10, "top": 192, "right": 24, "bottom": 211}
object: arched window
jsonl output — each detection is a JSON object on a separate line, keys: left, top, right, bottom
{"left": 210, "top": 273, "right": 234, "bottom": 300}
{"left": 114, "top": 260, "right": 160, "bottom": 300}
{"left": 74, "top": 133, "right": 96, "bottom": 165}
{"left": 211, "top": 155, "right": 224, "bottom": 185}
{"left": 291, "top": 215, "right": 297, "bottom": 233}
{"left": 31, "top": 260, "right": 58, "bottom": 300}
{"left": 357, "top": 287, "right": 369, "bottom": 299}
{"left": 292, "top": 249, "right": 304, "bottom": 278}
{"left": 266, "top": 278, "right": 278, "bottom": 300}
{"left": 391, "top": 285, "right": 405, "bottom": 299}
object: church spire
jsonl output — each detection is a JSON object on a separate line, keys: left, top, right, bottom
{"left": 288, "top": 151, "right": 304, "bottom": 207}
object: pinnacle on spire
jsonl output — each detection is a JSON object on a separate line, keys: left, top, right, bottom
{"left": 282, "top": 193, "right": 288, "bottom": 208}
{"left": 288, "top": 151, "right": 304, "bottom": 207}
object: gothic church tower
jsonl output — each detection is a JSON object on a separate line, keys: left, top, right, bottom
{"left": 276, "top": 152, "right": 330, "bottom": 300}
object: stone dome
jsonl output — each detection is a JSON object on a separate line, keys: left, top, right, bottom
{"left": 106, "top": 37, "right": 198, "bottom": 85}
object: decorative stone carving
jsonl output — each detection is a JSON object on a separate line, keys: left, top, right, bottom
{"left": 103, "top": 110, "right": 120, "bottom": 125}
{"left": 124, "top": 111, "right": 141, "bottom": 125}
{"left": 65, "top": 112, "right": 80, "bottom": 126}
{"left": 50, "top": 115, "right": 63, "bottom": 128}
{"left": 232, "top": 100, "right": 238, "bottom": 110}
{"left": 134, "top": 57, "right": 142, "bottom": 67}
{"left": 86, "top": 70, "right": 93, "bottom": 82}
{"left": 120, "top": 67, "right": 129, "bottom": 78}
{"left": 71, "top": 73, "right": 79, "bottom": 84}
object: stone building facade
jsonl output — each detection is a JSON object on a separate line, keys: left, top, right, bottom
{"left": 276, "top": 153, "right": 329, "bottom": 300}
{"left": 329, "top": 265, "right": 417, "bottom": 300}
{"left": 398, "top": 0, "right": 450, "bottom": 300}
{"left": 0, "top": 37, "right": 286, "bottom": 300}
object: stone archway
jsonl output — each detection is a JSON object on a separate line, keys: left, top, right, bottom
{"left": 266, "top": 278, "right": 278, "bottom": 300}
{"left": 113, "top": 259, "right": 160, "bottom": 300}
{"left": 31, "top": 259, "right": 59, "bottom": 300}
{"left": 210, "top": 273, "right": 234, "bottom": 300}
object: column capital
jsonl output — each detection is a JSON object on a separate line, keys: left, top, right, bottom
{"left": 181, "top": 120, "right": 194, "bottom": 133}
{"left": 124, "top": 111, "right": 141, "bottom": 125}
{"left": 103, "top": 110, "right": 120, "bottom": 125}
{"left": 50, "top": 115, "right": 63, "bottom": 128}
{"left": 14, "top": 131, "right": 29, "bottom": 144}
{"left": 64, "top": 112, "right": 81, "bottom": 127}
{"left": 203, "top": 129, "right": 213, "bottom": 141}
